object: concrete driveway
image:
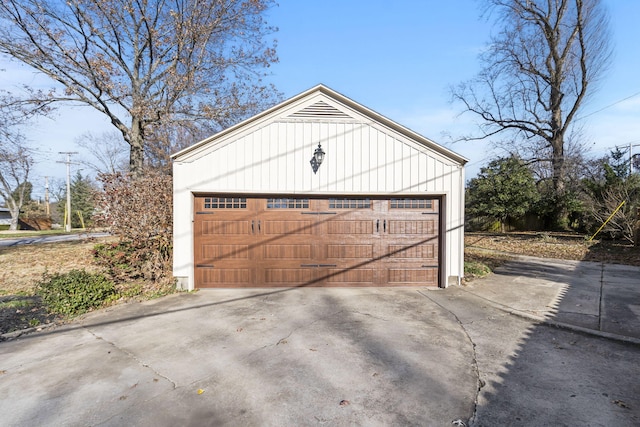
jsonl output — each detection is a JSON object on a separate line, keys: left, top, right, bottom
{"left": 1, "top": 257, "right": 639, "bottom": 426}
{"left": 0, "top": 289, "right": 477, "bottom": 426}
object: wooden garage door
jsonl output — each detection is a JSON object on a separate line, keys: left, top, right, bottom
{"left": 194, "top": 196, "right": 439, "bottom": 288}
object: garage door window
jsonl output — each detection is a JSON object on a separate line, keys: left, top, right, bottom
{"left": 204, "top": 197, "right": 247, "bottom": 209}
{"left": 390, "top": 198, "right": 432, "bottom": 209}
{"left": 267, "top": 198, "right": 309, "bottom": 209}
{"left": 329, "top": 198, "right": 371, "bottom": 209}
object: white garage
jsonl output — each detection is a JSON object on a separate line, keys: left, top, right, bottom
{"left": 172, "top": 85, "right": 467, "bottom": 290}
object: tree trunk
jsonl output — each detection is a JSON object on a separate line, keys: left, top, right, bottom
{"left": 550, "top": 78, "right": 568, "bottom": 229}
{"left": 8, "top": 206, "right": 19, "bottom": 231}
{"left": 634, "top": 208, "right": 640, "bottom": 247}
{"left": 551, "top": 137, "right": 568, "bottom": 229}
{"left": 129, "top": 117, "right": 145, "bottom": 177}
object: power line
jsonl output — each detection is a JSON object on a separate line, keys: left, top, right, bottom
{"left": 576, "top": 91, "right": 640, "bottom": 121}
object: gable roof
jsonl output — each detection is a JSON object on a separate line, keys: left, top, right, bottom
{"left": 172, "top": 84, "right": 468, "bottom": 165}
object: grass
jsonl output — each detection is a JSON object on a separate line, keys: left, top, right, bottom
{"left": 464, "top": 246, "right": 514, "bottom": 282}
{"left": 0, "top": 237, "right": 112, "bottom": 295}
{"left": 0, "top": 298, "right": 33, "bottom": 310}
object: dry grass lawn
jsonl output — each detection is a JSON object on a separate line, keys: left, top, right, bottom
{"left": 465, "top": 232, "right": 640, "bottom": 266}
{"left": 0, "top": 237, "right": 112, "bottom": 295}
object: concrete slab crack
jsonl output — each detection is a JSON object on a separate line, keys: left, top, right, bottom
{"left": 417, "top": 290, "right": 480, "bottom": 426}
{"left": 350, "top": 310, "right": 389, "bottom": 321}
{"left": 598, "top": 263, "right": 605, "bottom": 332}
{"left": 85, "top": 327, "right": 177, "bottom": 389}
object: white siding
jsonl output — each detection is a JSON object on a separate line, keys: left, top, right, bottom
{"left": 176, "top": 121, "right": 460, "bottom": 194}
{"left": 173, "top": 87, "right": 466, "bottom": 290}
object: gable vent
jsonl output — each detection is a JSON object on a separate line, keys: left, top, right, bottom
{"left": 288, "top": 101, "right": 353, "bottom": 119}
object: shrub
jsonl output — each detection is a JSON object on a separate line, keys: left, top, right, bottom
{"left": 94, "top": 170, "right": 173, "bottom": 287}
{"left": 92, "top": 241, "right": 139, "bottom": 281}
{"left": 466, "top": 156, "right": 539, "bottom": 233}
{"left": 464, "top": 261, "right": 491, "bottom": 279}
{"left": 36, "top": 269, "right": 116, "bottom": 317}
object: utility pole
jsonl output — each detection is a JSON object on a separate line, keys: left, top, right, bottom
{"left": 44, "top": 176, "right": 50, "bottom": 216}
{"left": 58, "top": 152, "right": 78, "bottom": 232}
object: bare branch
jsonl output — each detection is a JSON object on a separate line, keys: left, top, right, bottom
{"left": 0, "top": 0, "right": 281, "bottom": 175}
{"left": 452, "top": 0, "right": 612, "bottom": 226}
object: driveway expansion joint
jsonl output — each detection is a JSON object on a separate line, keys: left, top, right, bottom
{"left": 458, "top": 287, "right": 640, "bottom": 347}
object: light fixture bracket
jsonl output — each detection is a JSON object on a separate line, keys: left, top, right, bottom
{"left": 310, "top": 143, "right": 325, "bottom": 174}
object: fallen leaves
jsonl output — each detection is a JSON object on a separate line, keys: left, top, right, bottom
{"left": 465, "top": 232, "right": 640, "bottom": 266}
{"left": 612, "top": 399, "right": 630, "bottom": 409}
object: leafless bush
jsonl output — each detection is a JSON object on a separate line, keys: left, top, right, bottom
{"left": 94, "top": 171, "right": 173, "bottom": 288}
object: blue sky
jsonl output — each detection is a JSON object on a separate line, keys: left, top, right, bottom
{"left": 2, "top": 0, "right": 639, "bottom": 197}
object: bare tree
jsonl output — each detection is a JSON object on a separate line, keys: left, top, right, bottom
{"left": 76, "top": 131, "right": 129, "bottom": 175}
{"left": 0, "top": 138, "right": 32, "bottom": 230}
{"left": 453, "top": 0, "right": 612, "bottom": 228}
{"left": 0, "top": 0, "right": 280, "bottom": 176}
{"left": 0, "top": 90, "right": 50, "bottom": 230}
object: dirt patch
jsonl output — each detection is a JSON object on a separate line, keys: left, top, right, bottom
{"left": 0, "top": 295, "right": 58, "bottom": 336}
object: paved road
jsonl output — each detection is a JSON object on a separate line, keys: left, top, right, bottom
{"left": 0, "top": 232, "right": 110, "bottom": 247}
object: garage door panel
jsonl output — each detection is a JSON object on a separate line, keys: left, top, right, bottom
{"left": 265, "top": 268, "right": 315, "bottom": 285}
{"left": 201, "top": 220, "right": 251, "bottom": 235}
{"left": 326, "top": 220, "right": 374, "bottom": 234}
{"left": 202, "top": 244, "right": 251, "bottom": 261}
{"left": 388, "top": 220, "right": 436, "bottom": 235}
{"left": 263, "top": 244, "right": 312, "bottom": 259}
{"left": 386, "top": 243, "right": 436, "bottom": 259}
{"left": 326, "top": 244, "right": 374, "bottom": 259}
{"left": 263, "top": 220, "right": 314, "bottom": 235}
{"left": 325, "top": 268, "right": 375, "bottom": 284}
{"left": 388, "top": 268, "right": 437, "bottom": 284}
{"left": 198, "top": 268, "right": 253, "bottom": 287}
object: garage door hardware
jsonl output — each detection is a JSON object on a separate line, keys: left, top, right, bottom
{"left": 300, "top": 212, "right": 337, "bottom": 215}
{"left": 376, "top": 220, "right": 387, "bottom": 232}
{"left": 196, "top": 264, "right": 215, "bottom": 268}
{"left": 300, "top": 264, "right": 338, "bottom": 268}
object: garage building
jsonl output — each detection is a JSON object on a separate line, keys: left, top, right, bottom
{"left": 172, "top": 85, "right": 467, "bottom": 290}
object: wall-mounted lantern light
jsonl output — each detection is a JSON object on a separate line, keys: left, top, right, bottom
{"left": 310, "top": 143, "right": 325, "bottom": 174}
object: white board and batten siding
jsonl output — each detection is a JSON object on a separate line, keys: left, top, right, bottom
{"left": 172, "top": 85, "right": 467, "bottom": 290}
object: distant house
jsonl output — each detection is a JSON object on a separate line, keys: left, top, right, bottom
{"left": 0, "top": 208, "right": 12, "bottom": 226}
